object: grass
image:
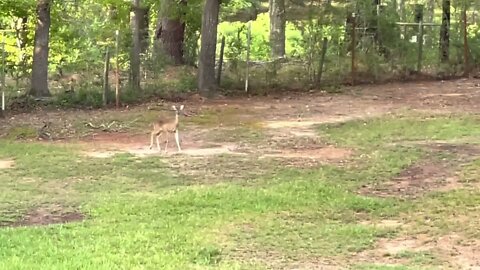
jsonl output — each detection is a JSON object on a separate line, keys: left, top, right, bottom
{"left": 1, "top": 125, "right": 38, "bottom": 140}
{"left": 1, "top": 112, "right": 480, "bottom": 268}
{"left": 393, "top": 251, "right": 440, "bottom": 265}
{"left": 317, "top": 113, "right": 480, "bottom": 147}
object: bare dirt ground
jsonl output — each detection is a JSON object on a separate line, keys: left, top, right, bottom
{"left": 3, "top": 79, "right": 480, "bottom": 150}
{"left": 356, "top": 233, "right": 480, "bottom": 269}
{"left": 10, "top": 207, "right": 84, "bottom": 227}
{"left": 2, "top": 79, "right": 480, "bottom": 267}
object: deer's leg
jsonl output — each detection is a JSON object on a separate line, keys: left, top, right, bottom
{"left": 164, "top": 133, "right": 169, "bottom": 154}
{"left": 156, "top": 132, "right": 162, "bottom": 151}
{"left": 175, "top": 130, "right": 182, "bottom": 152}
{"left": 149, "top": 131, "right": 155, "bottom": 149}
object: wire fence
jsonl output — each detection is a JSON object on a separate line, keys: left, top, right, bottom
{"left": 216, "top": 4, "right": 476, "bottom": 93}
{"left": 0, "top": 2, "right": 478, "bottom": 111}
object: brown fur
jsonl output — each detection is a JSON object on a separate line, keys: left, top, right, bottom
{"left": 149, "top": 105, "right": 184, "bottom": 153}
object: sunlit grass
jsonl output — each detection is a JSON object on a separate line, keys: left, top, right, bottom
{"left": 1, "top": 113, "right": 480, "bottom": 268}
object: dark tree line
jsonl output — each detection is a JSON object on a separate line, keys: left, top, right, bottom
{"left": 14, "top": 0, "right": 454, "bottom": 98}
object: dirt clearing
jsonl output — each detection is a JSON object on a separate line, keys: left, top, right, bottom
{"left": 357, "top": 233, "right": 480, "bottom": 269}
{"left": 2, "top": 205, "right": 84, "bottom": 228}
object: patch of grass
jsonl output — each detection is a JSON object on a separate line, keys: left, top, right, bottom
{"left": 402, "top": 189, "right": 480, "bottom": 238}
{"left": 460, "top": 158, "right": 480, "bottom": 184}
{"left": 1, "top": 125, "right": 37, "bottom": 140}
{"left": 2, "top": 113, "right": 480, "bottom": 268}
{"left": 0, "top": 137, "right": 405, "bottom": 269}
{"left": 208, "top": 126, "right": 266, "bottom": 143}
{"left": 242, "top": 219, "right": 393, "bottom": 257}
{"left": 318, "top": 114, "right": 480, "bottom": 147}
{"left": 192, "top": 245, "right": 223, "bottom": 265}
{"left": 185, "top": 107, "right": 261, "bottom": 128}
{"left": 393, "top": 251, "right": 439, "bottom": 265}
{"left": 170, "top": 154, "right": 281, "bottom": 185}
{"left": 218, "top": 166, "right": 405, "bottom": 262}
{"left": 0, "top": 141, "right": 179, "bottom": 224}
{"left": 354, "top": 264, "right": 422, "bottom": 270}
{"left": 72, "top": 109, "right": 160, "bottom": 134}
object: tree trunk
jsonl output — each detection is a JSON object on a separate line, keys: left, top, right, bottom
{"left": 269, "top": 0, "right": 285, "bottom": 58}
{"left": 30, "top": 0, "right": 51, "bottom": 97}
{"left": 130, "top": 0, "right": 141, "bottom": 91}
{"left": 13, "top": 16, "right": 29, "bottom": 85}
{"left": 440, "top": 0, "right": 450, "bottom": 63}
{"left": 139, "top": 6, "right": 149, "bottom": 54}
{"left": 425, "top": 0, "right": 435, "bottom": 23}
{"left": 197, "top": 0, "right": 220, "bottom": 97}
{"left": 14, "top": 17, "right": 29, "bottom": 61}
{"left": 397, "top": 0, "right": 405, "bottom": 22}
{"left": 155, "top": 0, "right": 186, "bottom": 65}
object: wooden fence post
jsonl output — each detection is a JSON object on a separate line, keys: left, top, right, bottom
{"left": 245, "top": 21, "right": 251, "bottom": 93}
{"left": 103, "top": 48, "right": 110, "bottom": 107}
{"left": 351, "top": 13, "right": 356, "bottom": 85}
{"left": 217, "top": 36, "right": 225, "bottom": 85}
{"left": 115, "top": 30, "right": 120, "bottom": 109}
{"left": 317, "top": 37, "right": 328, "bottom": 85}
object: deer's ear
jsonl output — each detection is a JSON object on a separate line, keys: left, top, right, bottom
{"left": 172, "top": 105, "right": 177, "bottom": 110}
{"left": 179, "top": 105, "right": 184, "bottom": 110}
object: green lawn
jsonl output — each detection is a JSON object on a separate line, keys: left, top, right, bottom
{"left": 1, "top": 113, "right": 480, "bottom": 269}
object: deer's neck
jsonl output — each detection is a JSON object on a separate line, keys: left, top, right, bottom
{"left": 174, "top": 112, "right": 179, "bottom": 126}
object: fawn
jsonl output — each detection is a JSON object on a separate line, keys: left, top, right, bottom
{"left": 149, "top": 105, "right": 185, "bottom": 153}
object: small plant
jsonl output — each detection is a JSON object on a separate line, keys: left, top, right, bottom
{"left": 55, "top": 87, "right": 104, "bottom": 108}
{"left": 192, "top": 246, "right": 222, "bottom": 265}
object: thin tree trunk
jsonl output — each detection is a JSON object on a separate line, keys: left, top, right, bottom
{"left": 30, "top": 0, "right": 51, "bottom": 97}
{"left": 155, "top": 0, "right": 186, "bottom": 65}
{"left": 130, "top": 0, "right": 141, "bottom": 91}
{"left": 14, "top": 17, "right": 29, "bottom": 63}
{"left": 13, "top": 17, "right": 29, "bottom": 86}
{"left": 139, "top": 6, "right": 149, "bottom": 54}
{"left": 269, "top": 0, "right": 286, "bottom": 58}
{"left": 425, "top": 0, "right": 435, "bottom": 22}
{"left": 397, "top": 0, "right": 405, "bottom": 22}
{"left": 440, "top": 0, "right": 450, "bottom": 63}
{"left": 197, "top": 0, "right": 220, "bottom": 97}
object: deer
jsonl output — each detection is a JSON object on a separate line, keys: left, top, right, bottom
{"left": 149, "top": 105, "right": 185, "bottom": 153}
{"left": 53, "top": 67, "right": 82, "bottom": 93}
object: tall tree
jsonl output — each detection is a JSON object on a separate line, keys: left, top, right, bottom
{"left": 269, "top": 0, "right": 285, "bottom": 58}
{"left": 440, "top": 0, "right": 450, "bottom": 63}
{"left": 155, "top": 0, "right": 186, "bottom": 65}
{"left": 197, "top": 0, "right": 220, "bottom": 96}
{"left": 130, "top": 0, "right": 141, "bottom": 91}
{"left": 425, "top": 0, "right": 435, "bottom": 23}
{"left": 397, "top": 0, "right": 405, "bottom": 22}
{"left": 139, "top": 5, "right": 150, "bottom": 54}
{"left": 30, "top": 0, "right": 51, "bottom": 97}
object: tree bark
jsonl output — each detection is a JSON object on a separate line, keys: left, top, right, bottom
{"left": 30, "top": 0, "right": 51, "bottom": 97}
{"left": 139, "top": 6, "right": 149, "bottom": 54}
{"left": 425, "top": 0, "right": 435, "bottom": 23}
{"left": 397, "top": 0, "right": 405, "bottom": 22}
{"left": 130, "top": 0, "right": 141, "bottom": 91}
{"left": 155, "top": 0, "right": 186, "bottom": 65}
{"left": 440, "top": 0, "right": 450, "bottom": 63}
{"left": 197, "top": 0, "right": 220, "bottom": 97}
{"left": 269, "top": 0, "right": 286, "bottom": 58}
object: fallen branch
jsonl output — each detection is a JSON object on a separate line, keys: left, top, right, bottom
{"left": 85, "top": 121, "right": 117, "bottom": 131}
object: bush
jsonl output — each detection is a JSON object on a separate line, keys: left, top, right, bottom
{"left": 55, "top": 88, "right": 105, "bottom": 108}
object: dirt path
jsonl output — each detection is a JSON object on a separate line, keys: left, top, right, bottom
{"left": 2, "top": 78, "right": 480, "bottom": 159}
